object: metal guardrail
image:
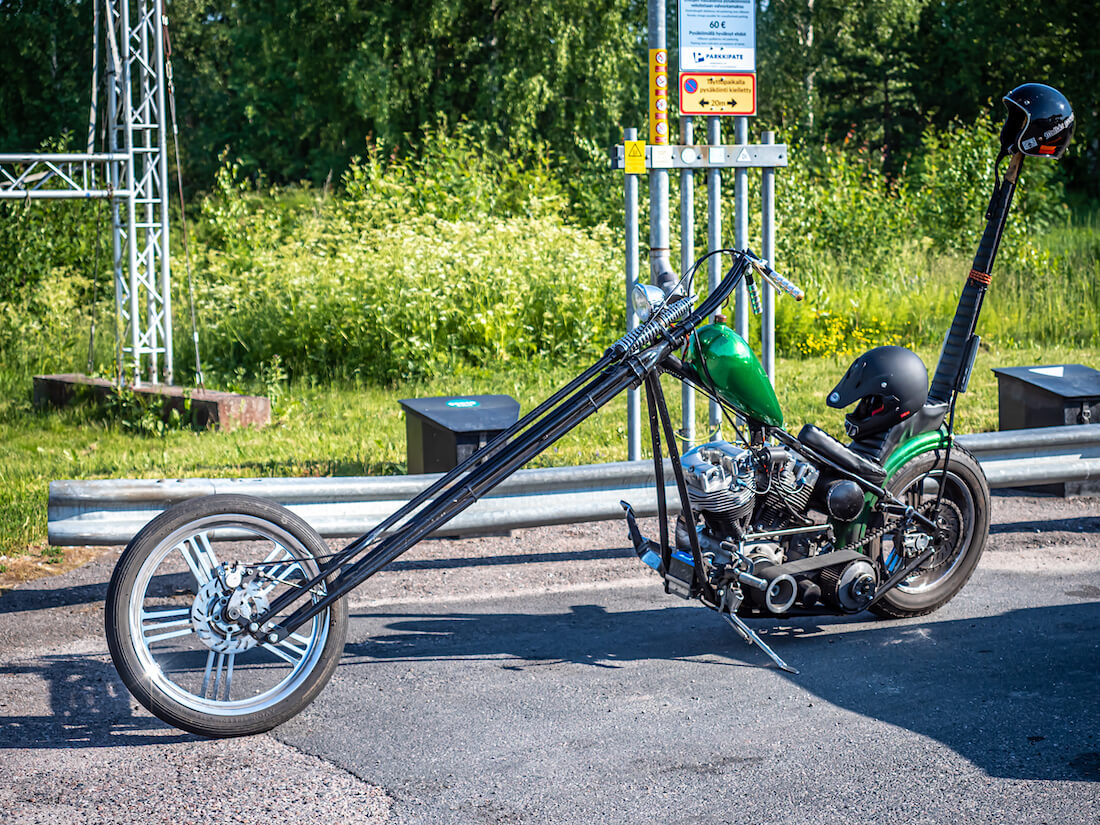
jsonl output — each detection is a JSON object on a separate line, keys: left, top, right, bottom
{"left": 47, "top": 424, "right": 1100, "bottom": 545}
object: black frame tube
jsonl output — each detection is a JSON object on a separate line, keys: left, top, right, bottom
{"left": 646, "top": 372, "right": 718, "bottom": 605}
{"left": 262, "top": 345, "right": 671, "bottom": 639}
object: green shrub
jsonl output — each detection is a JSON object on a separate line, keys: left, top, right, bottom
{"left": 0, "top": 118, "right": 1094, "bottom": 391}
{"left": 189, "top": 206, "right": 621, "bottom": 383}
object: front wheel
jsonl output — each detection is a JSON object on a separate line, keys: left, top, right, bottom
{"left": 105, "top": 494, "right": 348, "bottom": 737}
{"left": 870, "top": 446, "right": 990, "bottom": 619}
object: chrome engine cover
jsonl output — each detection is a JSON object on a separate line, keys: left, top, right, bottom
{"left": 681, "top": 442, "right": 757, "bottom": 522}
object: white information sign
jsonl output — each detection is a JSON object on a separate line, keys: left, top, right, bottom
{"left": 678, "top": 0, "right": 755, "bottom": 73}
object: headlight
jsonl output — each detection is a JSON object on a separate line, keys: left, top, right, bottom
{"left": 631, "top": 283, "right": 666, "bottom": 323}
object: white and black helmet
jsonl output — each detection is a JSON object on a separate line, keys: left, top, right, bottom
{"left": 1001, "top": 83, "right": 1075, "bottom": 159}
{"left": 827, "top": 346, "right": 929, "bottom": 441}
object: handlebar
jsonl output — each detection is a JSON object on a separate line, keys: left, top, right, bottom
{"left": 611, "top": 249, "right": 805, "bottom": 359}
{"left": 744, "top": 251, "right": 804, "bottom": 302}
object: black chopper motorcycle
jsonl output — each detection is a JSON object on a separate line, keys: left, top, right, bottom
{"left": 104, "top": 84, "right": 1075, "bottom": 737}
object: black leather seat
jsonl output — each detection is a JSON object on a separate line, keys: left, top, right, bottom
{"left": 797, "top": 424, "right": 887, "bottom": 486}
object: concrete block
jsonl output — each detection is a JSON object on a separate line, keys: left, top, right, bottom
{"left": 32, "top": 373, "right": 270, "bottom": 431}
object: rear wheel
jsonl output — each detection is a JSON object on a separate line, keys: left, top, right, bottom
{"left": 870, "top": 446, "right": 990, "bottom": 619}
{"left": 105, "top": 494, "right": 348, "bottom": 737}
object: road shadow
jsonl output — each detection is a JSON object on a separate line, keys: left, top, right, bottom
{"left": 0, "top": 570, "right": 195, "bottom": 616}
{"left": 0, "top": 654, "right": 196, "bottom": 748}
{"left": 991, "top": 515, "right": 1100, "bottom": 534}
{"left": 344, "top": 599, "right": 1100, "bottom": 782}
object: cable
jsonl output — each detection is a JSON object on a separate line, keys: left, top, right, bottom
{"left": 86, "top": 193, "right": 105, "bottom": 374}
{"left": 162, "top": 17, "right": 204, "bottom": 388}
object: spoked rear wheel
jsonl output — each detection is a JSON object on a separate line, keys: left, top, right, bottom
{"left": 870, "top": 447, "right": 991, "bottom": 619}
{"left": 105, "top": 494, "right": 348, "bottom": 737}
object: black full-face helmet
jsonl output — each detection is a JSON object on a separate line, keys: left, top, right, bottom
{"left": 1001, "top": 83, "right": 1075, "bottom": 159}
{"left": 827, "top": 346, "right": 928, "bottom": 440}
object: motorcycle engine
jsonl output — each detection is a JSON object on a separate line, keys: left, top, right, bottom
{"left": 679, "top": 441, "right": 866, "bottom": 612}
{"left": 681, "top": 441, "right": 820, "bottom": 542}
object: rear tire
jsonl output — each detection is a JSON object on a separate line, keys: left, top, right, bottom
{"left": 105, "top": 494, "right": 348, "bottom": 737}
{"left": 870, "top": 446, "right": 990, "bottom": 619}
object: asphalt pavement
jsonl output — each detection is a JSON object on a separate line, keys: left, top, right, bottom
{"left": 1, "top": 492, "right": 1098, "bottom": 824}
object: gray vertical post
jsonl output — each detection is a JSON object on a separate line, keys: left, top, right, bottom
{"left": 734, "top": 115, "right": 749, "bottom": 339}
{"left": 121, "top": 0, "right": 141, "bottom": 385}
{"left": 154, "top": 0, "right": 173, "bottom": 384}
{"left": 647, "top": 0, "right": 673, "bottom": 289}
{"left": 139, "top": 2, "right": 157, "bottom": 381}
{"left": 624, "top": 127, "right": 642, "bottom": 462}
{"left": 680, "top": 118, "right": 695, "bottom": 452}
{"left": 706, "top": 116, "right": 721, "bottom": 431}
{"left": 761, "top": 130, "right": 776, "bottom": 384}
{"left": 106, "top": 4, "right": 124, "bottom": 384}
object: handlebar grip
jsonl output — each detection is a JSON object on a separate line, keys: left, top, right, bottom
{"left": 745, "top": 276, "right": 762, "bottom": 315}
{"left": 759, "top": 264, "right": 804, "bottom": 302}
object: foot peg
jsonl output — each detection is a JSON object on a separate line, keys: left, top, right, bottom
{"left": 621, "top": 501, "right": 663, "bottom": 574}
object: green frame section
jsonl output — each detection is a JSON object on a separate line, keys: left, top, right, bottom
{"left": 882, "top": 427, "right": 952, "bottom": 480}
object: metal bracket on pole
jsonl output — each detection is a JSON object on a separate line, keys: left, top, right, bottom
{"left": 610, "top": 143, "right": 788, "bottom": 170}
{"left": 617, "top": 129, "right": 788, "bottom": 450}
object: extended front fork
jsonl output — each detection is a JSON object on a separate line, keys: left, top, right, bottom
{"left": 248, "top": 343, "right": 672, "bottom": 643}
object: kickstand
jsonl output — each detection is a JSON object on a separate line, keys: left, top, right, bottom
{"left": 722, "top": 611, "right": 798, "bottom": 674}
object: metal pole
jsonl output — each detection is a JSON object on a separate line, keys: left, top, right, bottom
{"left": 154, "top": 0, "right": 173, "bottom": 384}
{"left": 761, "top": 130, "right": 776, "bottom": 384}
{"left": 87, "top": 0, "right": 99, "bottom": 156}
{"left": 139, "top": 0, "right": 157, "bottom": 382}
{"left": 734, "top": 116, "right": 749, "bottom": 339}
{"left": 680, "top": 118, "right": 695, "bottom": 452}
{"left": 121, "top": 0, "right": 142, "bottom": 385}
{"left": 106, "top": 1, "right": 125, "bottom": 385}
{"left": 624, "top": 127, "right": 642, "bottom": 462}
{"left": 706, "top": 116, "right": 721, "bottom": 431}
{"left": 647, "top": 0, "right": 674, "bottom": 290}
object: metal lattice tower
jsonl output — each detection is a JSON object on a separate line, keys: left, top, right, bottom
{"left": 108, "top": 0, "right": 173, "bottom": 384}
{"left": 0, "top": 0, "right": 173, "bottom": 385}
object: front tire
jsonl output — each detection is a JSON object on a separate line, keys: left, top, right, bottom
{"left": 870, "top": 446, "right": 990, "bottom": 619}
{"left": 105, "top": 494, "right": 348, "bottom": 737}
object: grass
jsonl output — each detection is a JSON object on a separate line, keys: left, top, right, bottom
{"left": 3, "top": 341, "right": 1097, "bottom": 563}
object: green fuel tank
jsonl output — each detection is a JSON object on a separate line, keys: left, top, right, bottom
{"left": 686, "top": 323, "right": 784, "bottom": 428}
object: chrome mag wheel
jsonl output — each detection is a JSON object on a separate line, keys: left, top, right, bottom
{"left": 106, "top": 495, "right": 348, "bottom": 737}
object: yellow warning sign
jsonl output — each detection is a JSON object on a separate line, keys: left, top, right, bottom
{"left": 624, "top": 140, "right": 646, "bottom": 175}
{"left": 679, "top": 72, "right": 756, "bottom": 116}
